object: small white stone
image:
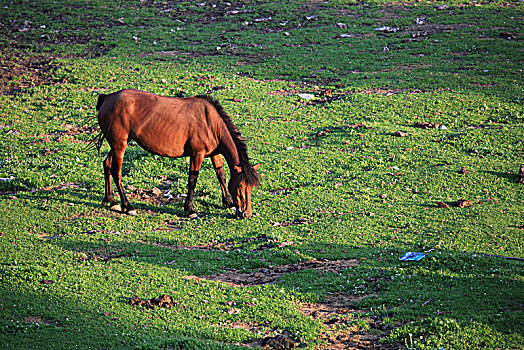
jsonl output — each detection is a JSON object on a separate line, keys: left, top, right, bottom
{"left": 298, "top": 93, "right": 315, "bottom": 100}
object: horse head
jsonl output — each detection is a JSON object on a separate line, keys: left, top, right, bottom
{"left": 228, "top": 163, "right": 261, "bottom": 219}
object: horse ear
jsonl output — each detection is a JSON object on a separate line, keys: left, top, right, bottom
{"left": 252, "top": 163, "right": 261, "bottom": 171}
{"left": 234, "top": 165, "right": 242, "bottom": 173}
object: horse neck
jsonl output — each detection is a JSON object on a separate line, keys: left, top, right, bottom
{"left": 220, "top": 137, "right": 241, "bottom": 171}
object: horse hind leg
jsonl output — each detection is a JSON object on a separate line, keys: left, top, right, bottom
{"left": 102, "top": 151, "right": 121, "bottom": 212}
{"left": 185, "top": 153, "right": 205, "bottom": 218}
{"left": 110, "top": 145, "right": 137, "bottom": 215}
{"left": 211, "top": 155, "right": 233, "bottom": 209}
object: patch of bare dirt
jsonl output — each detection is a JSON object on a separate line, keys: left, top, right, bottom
{"left": 436, "top": 199, "right": 474, "bottom": 208}
{"left": 23, "top": 316, "right": 54, "bottom": 325}
{"left": 299, "top": 294, "right": 402, "bottom": 350}
{"left": 191, "top": 258, "right": 359, "bottom": 287}
{"left": 32, "top": 124, "right": 100, "bottom": 147}
{"left": 0, "top": 181, "right": 87, "bottom": 196}
{"left": 393, "top": 131, "right": 408, "bottom": 137}
{"left": 403, "top": 23, "right": 472, "bottom": 42}
{"left": 233, "top": 292, "right": 401, "bottom": 349}
{"left": 413, "top": 121, "right": 440, "bottom": 129}
{"left": 125, "top": 181, "right": 184, "bottom": 207}
{"left": 0, "top": 49, "right": 63, "bottom": 95}
{"left": 146, "top": 0, "right": 255, "bottom": 25}
{"left": 38, "top": 182, "right": 86, "bottom": 192}
{"left": 270, "top": 87, "right": 428, "bottom": 105}
{"left": 77, "top": 247, "right": 130, "bottom": 262}
{"left": 272, "top": 217, "right": 312, "bottom": 227}
{"left": 129, "top": 294, "right": 175, "bottom": 309}
{"left": 187, "top": 258, "right": 402, "bottom": 349}
{"left": 259, "top": 334, "right": 298, "bottom": 350}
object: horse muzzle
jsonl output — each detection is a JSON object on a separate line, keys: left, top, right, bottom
{"left": 235, "top": 208, "right": 251, "bottom": 219}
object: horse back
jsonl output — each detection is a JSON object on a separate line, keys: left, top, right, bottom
{"left": 97, "top": 89, "right": 224, "bottom": 157}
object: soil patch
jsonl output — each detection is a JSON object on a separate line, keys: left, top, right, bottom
{"left": 125, "top": 183, "right": 184, "bottom": 207}
{"left": 413, "top": 121, "right": 440, "bottom": 129}
{"left": 23, "top": 316, "right": 54, "bottom": 325}
{"left": 436, "top": 199, "right": 473, "bottom": 208}
{"left": 300, "top": 294, "right": 402, "bottom": 350}
{"left": 0, "top": 50, "right": 63, "bottom": 95}
{"left": 270, "top": 87, "right": 428, "bottom": 105}
{"left": 403, "top": 23, "right": 472, "bottom": 41}
{"left": 148, "top": 0, "right": 255, "bottom": 25}
{"left": 77, "top": 247, "right": 130, "bottom": 262}
{"left": 129, "top": 294, "right": 175, "bottom": 309}
{"left": 191, "top": 258, "right": 359, "bottom": 287}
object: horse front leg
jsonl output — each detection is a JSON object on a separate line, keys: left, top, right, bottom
{"left": 185, "top": 153, "right": 205, "bottom": 218}
{"left": 211, "top": 155, "right": 233, "bottom": 209}
{"left": 102, "top": 151, "right": 121, "bottom": 211}
{"left": 110, "top": 146, "right": 136, "bottom": 215}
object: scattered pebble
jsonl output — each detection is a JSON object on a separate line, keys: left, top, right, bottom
{"left": 298, "top": 93, "right": 315, "bottom": 100}
{"left": 414, "top": 121, "right": 440, "bottom": 129}
{"left": 455, "top": 199, "right": 473, "bottom": 208}
{"left": 151, "top": 187, "right": 162, "bottom": 196}
{"left": 393, "top": 131, "right": 408, "bottom": 137}
{"left": 459, "top": 167, "right": 469, "bottom": 174}
{"left": 374, "top": 26, "right": 400, "bottom": 33}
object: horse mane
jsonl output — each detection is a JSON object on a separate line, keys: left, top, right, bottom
{"left": 196, "top": 95, "right": 260, "bottom": 187}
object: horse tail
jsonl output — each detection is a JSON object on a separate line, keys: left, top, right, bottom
{"left": 85, "top": 131, "right": 106, "bottom": 156}
{"left": 83, "top": 94, "right": 107, "bottom": 155}
{"left": 96, "top": 93, "right": 107, "bottom": 111}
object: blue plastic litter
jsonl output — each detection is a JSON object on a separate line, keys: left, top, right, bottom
{"left": 399, "top": 252, "right": 426, "bottom": 261}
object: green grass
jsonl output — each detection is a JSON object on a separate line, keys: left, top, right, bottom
{"left": 1, "top": 0, "right": 523, "bottom": 349}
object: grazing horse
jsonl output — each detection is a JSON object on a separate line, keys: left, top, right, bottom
{"left": 95, "top": 89, "right": 260, "bottom": 218}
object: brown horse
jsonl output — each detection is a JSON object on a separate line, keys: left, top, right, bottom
{"left": 95, "top": 89, "right": 260, "bottom": 218}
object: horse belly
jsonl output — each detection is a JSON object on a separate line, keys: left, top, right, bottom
{"left": 131, "top": 123, "right": 187, "bottom": 158}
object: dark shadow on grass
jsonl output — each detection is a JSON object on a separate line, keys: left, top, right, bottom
{"left": 21, "top": 187, "right": 234, "bottom": 219}
{"left": 0, "top": 286, "right": 248, "bottom": 350}
{"left": 483, "top": 170, "right": 519, "bottom": 183}
{"left": 46, "top": 232, "right": 524, "bottom": 339}
{"left": 0, "top": 287, "right": 129, "bottom": 349}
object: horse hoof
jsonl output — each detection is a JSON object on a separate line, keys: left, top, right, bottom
{"left": 188, "top": 212, "right": 199, "bottom": 219}
{"left": 127, "top": 210, "right": 138, "bottom": 216}
{"left": 110, "top": 204, "right": 122, "bottom": 212}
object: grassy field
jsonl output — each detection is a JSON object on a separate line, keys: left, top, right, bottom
{"left": 0, "top": 0, "right": 523, "bottom": 349}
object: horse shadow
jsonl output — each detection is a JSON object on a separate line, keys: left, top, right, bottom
{"left": 26, "top": 185, "right": 233, "bottom": 219}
